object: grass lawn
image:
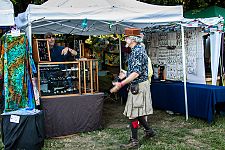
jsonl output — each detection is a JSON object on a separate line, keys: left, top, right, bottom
{"left": 1, "top": 101, "right": 225, "bottom": 150}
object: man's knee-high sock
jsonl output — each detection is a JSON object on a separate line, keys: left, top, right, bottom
{"left": 137, "top": 116, "right": 150, "bottom": 130}
{"left": 130, "top": 119, "right": 138, "bottom": 139}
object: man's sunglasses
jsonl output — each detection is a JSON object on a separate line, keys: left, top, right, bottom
{"left": 46, "top": 35, "right": 55, "bottom": 38}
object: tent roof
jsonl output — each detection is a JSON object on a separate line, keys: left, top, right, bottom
{"left": 42, "top": 0, "right": 134, "bottom": 8}
{"left": 15, "top": 0, "right": 183, "bottom": 35}
{"left": 184, "top": 6, "right": 225, "bottom": 19}
{"left": 0, "top": 0, "right": 15, "bottom": 26}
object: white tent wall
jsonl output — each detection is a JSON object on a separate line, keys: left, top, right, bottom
{"left": 183, "top": 17, "right": 224, "bottom": 86}
{"left": 186, "top": 28, "right": 206, "bottom": 84}
{"left": 146, "top": 27, "right": 206, "bottom": 84}
{"left": 147, "top": 17, "right": 223, "bottom": 85}
{"left": 210, "top": 31, "right": 222, "bottom": 85}
{"left": 0, "top": 0, "right": 14, "bottom": 26}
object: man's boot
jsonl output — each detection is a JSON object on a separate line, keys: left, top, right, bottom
{"left": 143, "top": 128, "right": 156, "bottom": 139}
{"left": 120, "top": 138, "right": 139, "bottom": 149}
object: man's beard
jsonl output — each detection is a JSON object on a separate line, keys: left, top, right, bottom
{"left": 125, "top": 43, "right": 129, "bottom": 48}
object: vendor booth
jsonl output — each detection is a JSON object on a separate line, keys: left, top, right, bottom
{"left": 15, "top": 0, "right": 184, "bottom": 137}
{"left": 15, "top": 0, "right": 225, "bottom": 125}
{"left": 145, "top": 17, "right": 225, "bottom": 123}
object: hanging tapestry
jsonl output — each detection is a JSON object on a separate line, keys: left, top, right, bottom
{"left": 0, "top": 34, "right": 35, "bottom": 112}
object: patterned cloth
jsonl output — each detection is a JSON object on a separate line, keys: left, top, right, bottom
{"left": 0, "top": 34, "right": 35, "bottom": 112}
{"left": 127, "top": 44, "right": 148, "bottom": 84}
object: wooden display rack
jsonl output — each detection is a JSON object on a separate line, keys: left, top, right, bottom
{"left": 79, "top": 59, "right": 99, "bottom": 94}
{"left": 79, "top": 42, "right": 85, "bottom": 58}
{"left": 37, "top": 60, "right": 99, "bottom": 98}
{"left": 33, "top": 39, "right": 99, "bottom": 97}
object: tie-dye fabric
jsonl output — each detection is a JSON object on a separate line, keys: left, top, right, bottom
{"left": 0, "top": 34, "right": 35, "bottom": 112}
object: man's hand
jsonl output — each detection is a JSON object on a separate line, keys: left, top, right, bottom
{"left": 61, "top": 47, "right": 77, "bottom": 56}
{"left": 110, "top": 82, "right": 122, "bottom": 93}
{"left": 61, "top": 47, "right": 69, "bottom": 55}
{"left": 118, "top": 71, "right": 126, "bottom": 80}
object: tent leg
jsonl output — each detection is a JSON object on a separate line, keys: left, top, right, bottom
{"left": 119, "top": 36, "right": 122, "bottom": 71}
{"left": 221, "top": 33, "right": 224, "bottom": 85}
{"left": 26, "top": 22, "right": 32, "bottom": 48}
{"left": 119, "top": 36, "right": 123, "bottom": 105}
{"left": 181, "top": 25, "right": 188, "bottom": 121}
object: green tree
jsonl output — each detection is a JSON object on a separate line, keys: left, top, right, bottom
{"left": 139, "top": 0, "right": 225, "bottom": 11}
{"left": 12, "top": 0, "right": 47, "bottom": 16}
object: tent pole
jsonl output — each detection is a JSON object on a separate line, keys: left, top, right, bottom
{"left": 119, "top": 36, "right": 122, "bottom": 71}
{"left": 27, "top": 22, "right": 32, "bottom": 47}
{"left": 220, "top": 32, "right": 224, "bottom": 85}
{"left": 27, "top": 12, "right": 32, "bottom": 48}
{"left": 119, "top": 35, "right": 123, "bottom": 105}
{"left": 181, "top": 25, "right": 188, "bottom": 121}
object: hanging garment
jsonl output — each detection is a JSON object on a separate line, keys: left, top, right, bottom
{"left": 0, "top": 34, "right": 35, "bottom": 112}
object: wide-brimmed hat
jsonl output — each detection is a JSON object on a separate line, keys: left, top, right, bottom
{"left": 124, "top": 28, "right": 141, "bottom": 37}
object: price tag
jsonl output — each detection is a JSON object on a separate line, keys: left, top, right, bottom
{"left": 10, "top": 115, "right": 20, "bottom": 123}
{"left": 10, "top": 28, "right": 21, "bottom": 37}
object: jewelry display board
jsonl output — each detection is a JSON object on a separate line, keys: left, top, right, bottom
{"left": 37, "top": 61, "right": 80, "bottom": 98}
{"left": 37, "top": 60, "right": 99, "bottom": 98}
{"left": 33, "top": 39, "right": 51, "bottom": 62}
{"left": 146, "top": 28, "right": 204, "bottom": 82}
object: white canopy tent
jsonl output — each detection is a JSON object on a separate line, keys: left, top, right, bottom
{"left": 15, "top": 0, "right": 183, "bottom": 35}
{"left": 15, "top": 0, "right": 190, "bottom": 120}
{"left": 0, "top": 0, "right": 14, "bottom": 26}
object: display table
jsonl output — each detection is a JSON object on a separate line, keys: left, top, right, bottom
{"left": 1, "top": 110, "right": 45, "bottom": 150}
{"left": 42, "top": 93, "right": 104, "bottom": 137}
{"left": 151, "top": 81, "right": 225, "bottom": 123}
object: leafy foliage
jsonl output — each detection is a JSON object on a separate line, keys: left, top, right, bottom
{"left": 139, "top": 0, "right": 225, "bottom": 11}
{"left": 12, "top": 0, "right": 47, "bottom": 16}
